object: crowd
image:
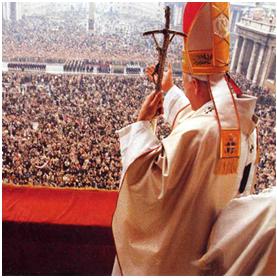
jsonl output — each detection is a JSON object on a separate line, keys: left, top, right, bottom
{"left": 231, "top": 73, "right": 275, "bottom": 106}
{"left": 2, "top": 72, "right": 170, "bottom": 189}
{"left": 8, "top": 63, "right": 46, "bottom": 71}
{"left": 2, "top": 71, "right": 275, "bottom": 192}
{"left": 3, "top": 9, "right": 182, "bottom": 75}
{"left": 231, "top": 73, "right": 276, "bottom": 191}
{"left": 2, "top": 9, "right": 183, "bottom": 66}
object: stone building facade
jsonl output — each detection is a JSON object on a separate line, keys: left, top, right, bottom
{"left": 231, "top": 17, "right": 276, "bottom": 89}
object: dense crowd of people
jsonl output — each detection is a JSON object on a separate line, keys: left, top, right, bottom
{"left": 3, "top": 9, "right": 182, "bottom": 65}
{"left": 2, "top": 72, "right": 170, "bottom": 189}
{"left": 230, "top": 73, "right": 276, "bottom": 192}
{"left": 2, "top": 71, "right": 275, "bottom": 191}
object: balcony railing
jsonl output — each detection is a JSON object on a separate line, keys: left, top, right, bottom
{"left": 238, "top": 17, "right": 276, "bottom": 34}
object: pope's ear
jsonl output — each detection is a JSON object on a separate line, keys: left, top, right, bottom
{"left": 192, "top": 78, "right": 200, "bottom": 95}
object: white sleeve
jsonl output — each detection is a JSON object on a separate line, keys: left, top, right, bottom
{"left": 163, "top": 85, "right": 190, "bottom": 127}
{"left": 116, "top": 121, "right": 161, "bottom": 177}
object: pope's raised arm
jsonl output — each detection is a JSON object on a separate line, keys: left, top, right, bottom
{"left": 145, "top": 64, "right": 191, "bottom": 127}
{"left": 116, "top": 64, "right": 191, "bottom": 178}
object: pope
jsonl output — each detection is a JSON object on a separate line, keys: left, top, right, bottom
{"left": 111, "top": 3, "right": 265, "bottom": 275}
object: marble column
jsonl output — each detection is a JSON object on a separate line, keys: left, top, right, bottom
{"left": 236, "top": 37, "right": 247, "bottom": 74}
{"left": 246, "top": 41, "right": 259, "bottom": 81}
{"left": 231, "top": 36, "right": 241, "bottom": 72}
{"left": 259, "top": 46, "right": 274, "bottom": 87}
{"left": 252, "top": 44, "right": 265, "bottom": 84}
{"left": 233, "top": 11, "right": 238, "bottom": 31}
{"left": 268, "top": 53, "right": 276, "bottom": 80}
{"left": 230, "top": 10, "right": 236, "bottom": 33}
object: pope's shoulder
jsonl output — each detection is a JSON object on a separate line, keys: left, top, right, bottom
{"left": 163, "top": 110, "right": 219, "bottom": 147}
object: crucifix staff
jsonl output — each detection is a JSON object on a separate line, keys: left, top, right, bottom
{"left": 143, "top": 6, "right": 185, "bottom": 131}
{"left": 143, "top": 6, "right": 185, "bottom": 93}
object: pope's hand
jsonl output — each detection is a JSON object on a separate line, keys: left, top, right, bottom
{"left": 145, "top": 63, "right": 174, "bottom": 93}
{"left": 137, "top": 91, "right": 164, "bottom": 121}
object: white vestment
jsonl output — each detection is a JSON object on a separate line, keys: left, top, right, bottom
{"left": 112, "top": 85, "right": 261, "bottom": 275}
{"left": 195, "top": 187, "right": 276, "bottom": 276}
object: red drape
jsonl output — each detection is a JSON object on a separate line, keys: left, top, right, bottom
{"left": 2, "top": 184, "right": 118, "bottom": 227}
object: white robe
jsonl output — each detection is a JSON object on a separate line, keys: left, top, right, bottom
{"left": 195, "top": 187, "right": 276, "bottom": 276}
{"left": 112, "top": 85, "right": 260, "bottom": 275}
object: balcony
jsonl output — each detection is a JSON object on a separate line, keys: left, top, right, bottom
{"left": 238, "top": 17, "right": 276, "bottom": 34}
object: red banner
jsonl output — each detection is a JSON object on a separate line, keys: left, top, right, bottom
{"left": 3, "top": 184, "right": 118, "bottom": 227}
